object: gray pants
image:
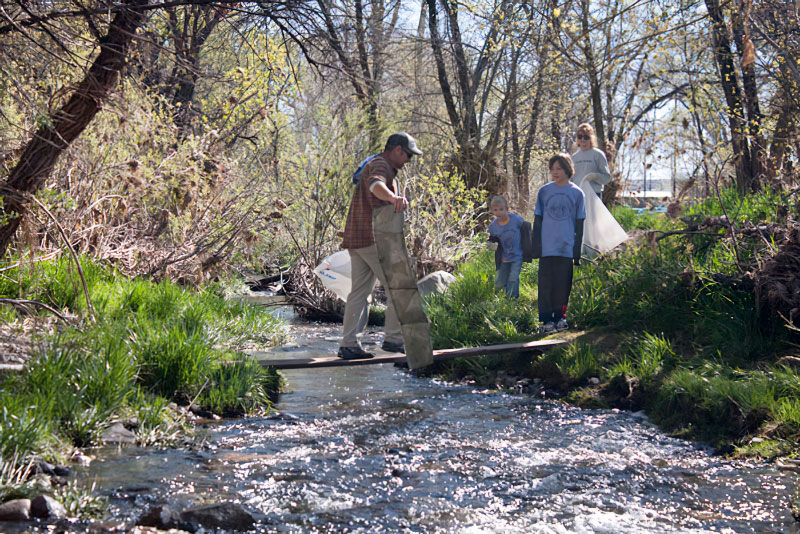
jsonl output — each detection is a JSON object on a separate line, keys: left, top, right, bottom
{"left": 340, "top": 244, "right": 403, "bottom": 348}
{"left": 538, "top": 256, "right": 574, "bottom": 323}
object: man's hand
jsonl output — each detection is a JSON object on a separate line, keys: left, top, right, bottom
{"left": 391, "top": 194, "right": 409, "bottom": 212}
{"left": 370, "top": 180, "right": 408, "bottom": 211}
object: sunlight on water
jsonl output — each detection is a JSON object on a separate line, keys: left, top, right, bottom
{"left": 64, "top": 322, "right": 799, "bottom": 533}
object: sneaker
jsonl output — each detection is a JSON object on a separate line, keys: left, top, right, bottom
{"left": 556, "top": 318, "right": 569, "bottom": 331}
{"left": 337, "top": 346, "right": 375, "bottom": 360}
{"left": 381, "top": 341, "right": 405, "bottom": 354}
{"left": 541, "top": 322, "right": 556, "bottom": 334}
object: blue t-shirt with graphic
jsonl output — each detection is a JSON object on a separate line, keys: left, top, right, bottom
{"left": 489, "top": 212, "right": 524, "bottom": 263}
{"left": 534, "top": 182, "right": 586, "bottom": 258}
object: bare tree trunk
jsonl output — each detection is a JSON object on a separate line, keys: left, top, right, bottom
{"left": 688, "top": 85, "right": 712, "bottom": 197}
{"left": 732, "top": 1, "right": 765, "bottom": 190}
{"left": 706, "top": 0, "right": 754, "bottom": 195}
{"left": 580, "top": 0, "right": 606, "bottom": 152}
{"left": 168, "top": 5, "right": 226, "bottom": 137}
{"left": 520, "top": 17, "right": 552, "bottom": 181}
{"left": 425, "top": 0, "right": 460, "bottom": 141}
{"left": 0, "top": 0, "right": 149, "bottom": 256}
{"left": 767, "top": 87, "right": 796, "bottom": 184}
{"left": 425, "top": 0, "right": 513, "bottom": 198}
{"left": 319, "top": 0, "right": 398, "bottom": 149}
{"left": 508, "top": 47, "right": 526, "bottom": 209}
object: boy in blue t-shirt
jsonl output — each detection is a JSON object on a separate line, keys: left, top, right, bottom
{"left": 533, "top": 153, "right": 586, "bottom": 332}
{"left": 488, "top": 196, "right": 525, "bottom": 298}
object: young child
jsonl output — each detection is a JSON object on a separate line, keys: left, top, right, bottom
{"left": 533, "top": 154, "right": 586, "bottom": 332}
{"left": 488, "top": 195, "right": 525, "bottom": 299}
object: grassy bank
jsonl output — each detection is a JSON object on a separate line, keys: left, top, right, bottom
{"left": 0, "top": 257, "right": 288, "bottom": 512}
{"left": 426, "top": 188, "right": 800, "bottom": 457}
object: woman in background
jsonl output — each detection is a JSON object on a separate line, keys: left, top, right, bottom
{"left": 571, "top": 123, "right": 611, "bottom": 197}
{"left": 570, "top": 123, "right": 629, "bottom": 258}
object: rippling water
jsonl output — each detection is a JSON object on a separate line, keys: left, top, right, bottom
{"left": 56, "top": 323, "right": 800, "bottom": 532}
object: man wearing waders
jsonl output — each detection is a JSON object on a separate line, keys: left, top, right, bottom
{"left": 338, "top": 133, "right": 422, "bottom": 361}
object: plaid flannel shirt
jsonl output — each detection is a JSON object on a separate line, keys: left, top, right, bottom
{"left": 341, "top": 155, "right": 397, "bottom": 250}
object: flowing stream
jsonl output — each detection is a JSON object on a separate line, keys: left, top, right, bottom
{"left": 61, "top": 320, "right": 800, "bottom": 532}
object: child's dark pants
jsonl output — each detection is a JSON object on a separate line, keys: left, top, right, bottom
{"left": 538, "top": 256, "right": 574, "bottom": 323}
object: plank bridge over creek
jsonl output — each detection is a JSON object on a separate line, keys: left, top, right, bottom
{"left": 0, "top": 340, "right": 569, "bottom": 374}
{"left": 251, "top": 339, "right": 567, "bottom": 370}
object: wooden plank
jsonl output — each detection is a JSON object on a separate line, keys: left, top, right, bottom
{"left": 253, "top": 339, "right": 567, "bottom": 370}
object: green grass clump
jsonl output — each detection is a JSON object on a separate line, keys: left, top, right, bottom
{"left": 55, "top": 478, "right": 108, "bottom": 518}
{"left": 131, "top": 309, "right": 216, "bottom": 402}
{"left": 527, "top": 343, "right": 610, "bottom": 390}
{"left": 425, "top": 251, "right": 538, "bottom": 350}
{"left": 0, "top": 255, "right": 289, "bottom": 512}
{"left": 553, "top": 343, "right": 602, "bottom": 382}
{"left": 685, "top": 185, "right": 785, "bottom": 224}
{"left": 0, "top": 392, "right": 50, "bottom": 463}
{"left": 649, "top": 365, "right": 784, "bottom": 444}
{"left": 195, "top": 359, "right": 282, "bottom": 416}
{"left": 606, "top": 333, "right": 676, "bottom": 388}
{"left": 733, "top": 439, "right": 790, "bottom": 459}
{"left": 570, "top": 228, "right": 781, "bottom": 363}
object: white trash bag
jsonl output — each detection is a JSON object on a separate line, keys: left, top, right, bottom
{"left": 313, "top": 250, "right": 353, "bottom": 302}
{"left": 579, "top": 174, "right": 628, "bottom": 256}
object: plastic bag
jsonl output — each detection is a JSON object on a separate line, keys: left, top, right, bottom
{"left": 578, "top": 174, "right": 628, "bottom": 255}
{"left": 313, "top": 250, "right": 352, "bottom": 301}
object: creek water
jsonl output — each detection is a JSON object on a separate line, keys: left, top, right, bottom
{"left": 40, "top": 321, "right": 800, "bottom": 532}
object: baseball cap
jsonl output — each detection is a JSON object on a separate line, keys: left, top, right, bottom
{"left": 386, "top": 132, "right": 423, "bottom": 155}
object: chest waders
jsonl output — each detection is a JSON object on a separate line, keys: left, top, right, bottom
{"left": 372, "top": 204, "right": 434, "bottom": 369}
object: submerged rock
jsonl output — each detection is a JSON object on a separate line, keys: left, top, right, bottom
{"left": 34, "top": 460, "right": 56, "bottom": 475}
{"left": 0, "top": 498, "right": 31, "bottom": 521}
{"left": 180, "top": 503, "right": 255, "bottom": 531}
{"left": 30, "top": 494, "right": 66, "bottom": 520}
{"left": 266, "top": 411, "right": 301, "bottom": 425}
{"left": 34, "top": 460, "right": 71, "bottom": 477}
